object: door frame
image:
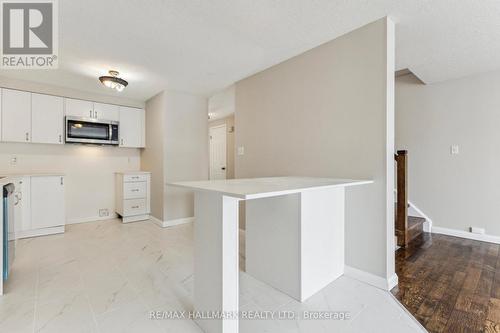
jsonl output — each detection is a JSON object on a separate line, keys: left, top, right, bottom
{"left": 209, "top": 124, "right": 227, "bottom": 180}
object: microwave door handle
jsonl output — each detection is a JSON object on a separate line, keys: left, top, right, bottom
{"left": 109, "top": 124, "right": 112, "bottom": 143}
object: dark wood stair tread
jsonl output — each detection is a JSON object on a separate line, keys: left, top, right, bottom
{"left": 408, "top": 216, "right": 425, "bottom": 229}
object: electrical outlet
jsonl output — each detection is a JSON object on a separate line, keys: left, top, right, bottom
{"left": 99, "top": 208, "right": 109, "bottom": 217}
{"left": 237, "top": 146, "right": 245, "bottom": 156}
{"left": 10, "top": 156, "right": 17, "bottom": 166}
{"left": 450, "top": 145, "right": 459, "bottom": 155}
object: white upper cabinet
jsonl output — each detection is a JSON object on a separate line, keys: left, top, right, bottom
{"left": 0, "top": 88, "right": 145, "bottom": 147}
{"left": 65, "top": 98, "right": 94, "bottom": 119}
{"left": 94, "top": 103, "right": 119, "bottom": 121}
{"left": 0, "top": 88, "right": 2, "bottom": 139}
{"left": 2, "top": 89, "right": 31, "bottom": 143}
{"left": 119, "top": 107, "right": 145, "bottom": 148}
{"left": 31, "top": 93, "right": 64, "bottom": 144}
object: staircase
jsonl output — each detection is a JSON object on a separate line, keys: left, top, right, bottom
{"left": 395, "top": 150, "right": 425, "bottom": 247}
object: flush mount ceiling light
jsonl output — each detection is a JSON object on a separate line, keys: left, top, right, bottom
{"left": 99, "top": 70, "right": 128, "bottom": 92}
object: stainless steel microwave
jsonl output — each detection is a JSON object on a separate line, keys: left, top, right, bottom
{"left": 65, "top": 116, "right": 119, "bottom": 145}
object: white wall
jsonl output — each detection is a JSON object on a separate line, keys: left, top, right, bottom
{"left": 142, "top": 90, "right": 209, "bottom": 223}
{"left": 0, "top": 143, "right": 140, "bottom": 223}
{"left": 0, "top": 76, "right": 144, "bottom": 224}
{"left": 208, "top": 85, "right": 235, "bottom": 120}
{"left": 396, "top": 71, "right": 500, "bottom": 237}
{"left": 235, "top": 18, "right": 395, "bottom": 280}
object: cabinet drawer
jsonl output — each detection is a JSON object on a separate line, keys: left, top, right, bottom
{"left": 123, "top": 181, "right": 146, "bottom": 199}
{"left": 123, "top": 174, "right": 148, "bottom": 182}
{"left": 123, "top": 199, "right": 147, "bottom": 215}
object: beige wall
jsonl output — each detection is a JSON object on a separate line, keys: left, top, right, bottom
{"left": 396, "top": 71, "right": 500, "bottom": 237}
{"left": 0, "top": 76, "right": 144, "bottom": 223}
{"left": 141, "top": 91, "right": 166, "bottom": 220}
{"left": 164, "top": 91, "right": 209, "bottom": 221}
{"left": 209, "top": 115, "right": 235, "bottom": 179}
{"left": 235, "top": 18, "right": 395, "bottom": 279}
{"left": 142, "top": 90, "right": 209, "bottom": 222}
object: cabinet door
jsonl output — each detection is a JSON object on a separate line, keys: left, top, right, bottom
{"left": 2, "top": 89, "right": 31, "bottom": 143}
{"left": 94, "top": 102, "right": 119, "bottom": 121}
{"left": 32, "top": 93, "right": 64, "bottom": 144}
{"left": 31, "top": 176, "right": 65, "bottom": 229}
{"left": 14, "top": 177, "right": 31, "bottom": 232}
{"left": 119, "top": 107, "right": 145, "bottom": 148}
{"left": 65, "top": 98, "right": 94, "bottom": 119}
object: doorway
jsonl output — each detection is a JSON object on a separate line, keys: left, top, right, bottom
{"left": 209, "top": 124, "right": 227, "bottom": 180}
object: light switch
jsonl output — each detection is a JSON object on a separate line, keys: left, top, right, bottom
{"left": 237, "top": 146, "right": 245, "bottom": 156}
{"left": 450, "top": 145, "right": 459, "bottom": 155}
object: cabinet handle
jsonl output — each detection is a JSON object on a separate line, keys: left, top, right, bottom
{"left": 132, "top": 205, "right": 139, "bottom": 209}
{"left": 89, "top": 110, "right": 92, "bottom": 118}
{"left": 59, "top": 134, "right": 62, "bottom": 143}
{"left": 25, "top": 132, "right": 29, "bottom": 141}
{"left": 121, "top": 138, "right": 124, "bottom": 146}
{"left": 131, "top": 189, "right": 139, "bottom": 192}
{"left": 60, "top": 177, "right": 64, "bottom": 185}
{"left": 94, "top": 111, "right": 97, "bottom": 119}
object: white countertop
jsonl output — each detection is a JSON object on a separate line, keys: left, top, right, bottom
{"left": 0, "top": 172, "right": 65, "bottom": 177}
{"left": 0, "top": 177, "right": 11, "bottom": 187}
{"left": 115, "top": 171, "right": 151, "bottom": 175}
{"left": 0, "top": 173, "right": 65, "bottom": 186}
{"left": 168, "top": 177, "right": 373, "bottom": 199}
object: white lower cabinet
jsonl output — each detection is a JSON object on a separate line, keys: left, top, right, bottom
{"left": 115, "top": 172, "right": 150, "bottom": 223}
{"left": 13, "top": 177, "right": 30, "bottom": 234}
{"left": 16, "top": 175, "right": 65, "bottom": 239}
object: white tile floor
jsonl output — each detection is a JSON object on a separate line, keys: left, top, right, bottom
{"left": 0, "top": 219, "right": 426, "bottom": 333}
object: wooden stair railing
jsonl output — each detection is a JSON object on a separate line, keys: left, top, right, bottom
{"left": 395, "top": 150, "right": 408, "bottom": 247}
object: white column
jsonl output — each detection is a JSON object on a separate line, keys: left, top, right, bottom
{"left": 194, "top": 191, "right": 239, "bottom": 333}
{"left": 245, "top": 187, "right": 345, "bottom": 302}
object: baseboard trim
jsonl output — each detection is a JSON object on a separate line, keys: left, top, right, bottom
{"left": 423, "top": 219, "right": 432, "bottom": 233}
{"left": 432, "top": 226, "right": 500, "bottom": 244}
{"left": 151, "top": 216, "right": 194, "bottom": 228}
{"left": 16, "top": 226, "right": 65, "bottom": 239}
{"left": 66, "top": 214, "right": 118, "bottom": 225}
{"left": 344, "top": 265, "right": 398, "bottom": 291}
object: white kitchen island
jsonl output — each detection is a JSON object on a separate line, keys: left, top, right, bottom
{"left": 169, "top": 177, "right": 373, "bottom": 333}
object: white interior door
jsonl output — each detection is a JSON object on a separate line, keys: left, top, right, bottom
{"left": 209, "top": 125, "right": 227, "bottom": 180}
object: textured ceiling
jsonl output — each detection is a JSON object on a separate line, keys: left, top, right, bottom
{"left": 1, "top": 0, "right": 499, "bottom": 101}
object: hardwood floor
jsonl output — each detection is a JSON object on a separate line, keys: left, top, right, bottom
{"left": 392, "top": 232, "right": 500, "bottom": 333}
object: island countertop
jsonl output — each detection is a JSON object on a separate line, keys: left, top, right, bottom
{"left": 168, "top": 176, "right": 373, "bottom": 200}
